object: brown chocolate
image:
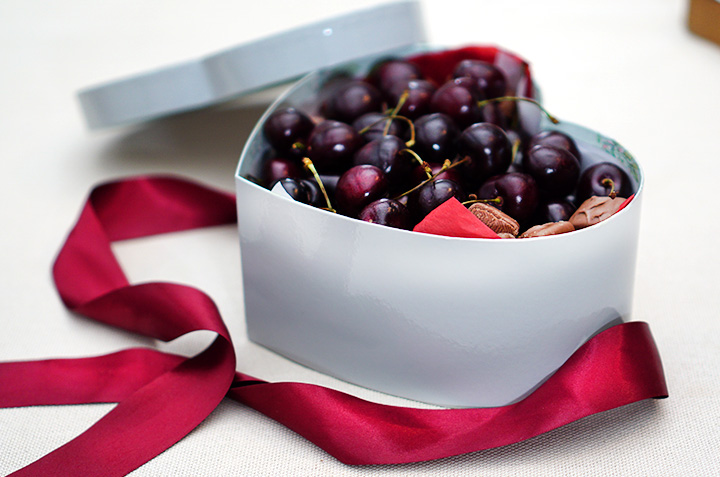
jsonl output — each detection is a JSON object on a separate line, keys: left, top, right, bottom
{"left": 497, "top": 232, "right": 516, "bottom": 239}
{"left": 520, "top": 221, "right": 575, "bottom": 238}
{"left": 468, "top": 202, "right": 520, "bottom": 236}
{"left": 569, "top": 196, "right": 627, "bottom": 229}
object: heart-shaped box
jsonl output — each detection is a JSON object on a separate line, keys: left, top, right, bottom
{"left": 234, "top": 47, "right": 643, "bottom": 408}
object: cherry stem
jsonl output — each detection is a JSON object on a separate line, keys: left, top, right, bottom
{"left": 387, "top": 90, "right": 409, "bottom": 126}
{"left": 393, "top": 156, "right": 470, "bottom": 200}
{"left": 477, "top": 96, "right": 560, "bottom": 124}
{"left": 462, "top": 197, "right": 503, "bottom": 206}
{"left": 400, "top": 148, "right": 433, "bottom": 179}
{"left": 358, "top": 114, "right": 416, "bottom": 147}
{"left": 358, "top": 118, "right": 379, "bottom": 135}
{"left": 398, "top": 115, "right": 416, "bottom": 147}
{"left": 358, "top": 90, "right": 416, "bottom": 147}
{"left": 602, "top": 178, "right": 617, "bottom": 199}
{"left": 302, "top": 157, "right": 336, "bottom": 212}
{"left": 511, "top": 138, "right": 521, "bottom": 164}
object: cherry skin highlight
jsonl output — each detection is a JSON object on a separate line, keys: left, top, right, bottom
{"left": 534, "top": 199, "right": 577, "bottom": 224}
{"left": 410, "top": 178, "right": 466, "bottom": 223}
{"left": 353, "top": 135, "right": 414, "bottom": 187}
{"left": 527, "top": 130, "right": 582, "bottom": 165}
{"left": 525, "top": 145, "right": 580, "bottom": 198}
{"left": 335, "top": 165, "right": 389, "bottom": 217}
{"left": 452, "top": 59, "right": 507, "bottom": 99}
{"left": 306, "top": 120, "right": 363, "bottom": 173}
{"left": 458, "top": 122, "right": 513, "bottom": 185}
{"left": 358, "top": 198, "right": 411, "bottom": 229}
{"left": 412, "top": 113, "right": 460, "bottom": 163}
{"left": 367, "top": 59, "right": 423, "bottom": 97}
{"left": 387, "top": 79, "right": 437, "bottom": 120}
{"left": 273, "top": 177, "right": 323, "bottom": 207}
{"left": 321, "top": 80, "right": 383, "bottom": 123}
{"left": 430, "top": 78, "right": 483, "bottom": 128}
{"left": 263, "top": 107, "right": 314, "bottom": 158}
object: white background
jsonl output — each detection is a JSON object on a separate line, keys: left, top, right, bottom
{"left": 1, "top": 0, "right": 719, "bottom": 475}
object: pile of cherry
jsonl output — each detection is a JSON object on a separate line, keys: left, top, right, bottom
{"left": 255, "top": 55, "right": 633, "bottom": 238}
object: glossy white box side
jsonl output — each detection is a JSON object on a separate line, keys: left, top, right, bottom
{"left": 235, "top": 174, "right": 641, "bottom": 407}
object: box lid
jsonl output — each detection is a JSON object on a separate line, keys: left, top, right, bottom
{"left": 77, "top": 1, "right": 426, "bottom": 129}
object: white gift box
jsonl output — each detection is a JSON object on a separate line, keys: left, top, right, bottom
{"left": 77, "top": 1, "right": 643, "bottom": 407}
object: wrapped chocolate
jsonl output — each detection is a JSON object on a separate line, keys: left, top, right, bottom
{"left": 520, "top": 220, "right": 575, "bottom": 238}
{"left": 570, "top": 196, "right": 628, "bottom": 229}
{"left": 468, "top": 202, "right": 520, "bottom": 236}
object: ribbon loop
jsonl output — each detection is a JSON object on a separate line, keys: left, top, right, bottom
{"left": 0, "top": 175, "right": 667, "bottom": 475}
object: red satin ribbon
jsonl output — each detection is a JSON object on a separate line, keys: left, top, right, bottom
{"left": 0, "top": 175, "right": 667, "bottom": 475}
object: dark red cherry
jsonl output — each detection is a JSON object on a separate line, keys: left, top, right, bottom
{"left": 353, "top": 135, "right": 413, "bottom": 186}
{"left": 576, "top": 162, "right": 633, "bottom": 203}
{"left": 477, "top": 172, "right": 538, "bottom": 222}
{"left": 335, "top": 165, "right": 389, "bottom": 217}
{"left": 410, "top": 178, "right": 465, "bottom": 222}
{"left": 273, "top": 177, "right": 305, "bottom": 201}
{"left": 262, "top": 157, "right": 303, "bottom": 187}
{"left": 272, "top": 177, "right": 319, "bottom": 206}
{"left": 352, "top": 112, "right": 407, "bottom": 143}
{"left": 534, "top": 198, "right": 577, "bottom": 223}
{"left": 458, "top": 122, "right": 513, "bottom": 185}
{"left": 525, "top": 145, "right": 580, "bottom": 198}
{"left": 306, "top": 120, "right": 363, "bottom": 173}
{"left": 262, "top": 108, "right": 314, "bottom": 157}
{"left": 298, "top": 179, "right": 326, "bottom": 208}
{"left": 321, "top": 80, "right": 383, "bottom": 123}
{"left": 412, "top": 113, "right": 460, "bottom": 163}
{"left": 386, "top": 79, "right": 436, "bottom": 119}
{"left": 450, "top": 76, "right": 479, "bottom": 93}
{"left": 358, "top": 198, "right": 411, "bottom": 229}
{"left": 367, "top": 59, "right": 423, "bottom": 96}
{"left": 527, "top": 130, "right": 582, "bottom": 165}
{"left": 452, "top": 59, "right": 507, "bottom": 99}
{"left": 430, "top": 78, "right": 482, "bottom": 128}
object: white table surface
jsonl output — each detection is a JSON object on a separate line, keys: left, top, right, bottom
{"left": 1, "top": 0, "right": 718, "bottom": 475}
